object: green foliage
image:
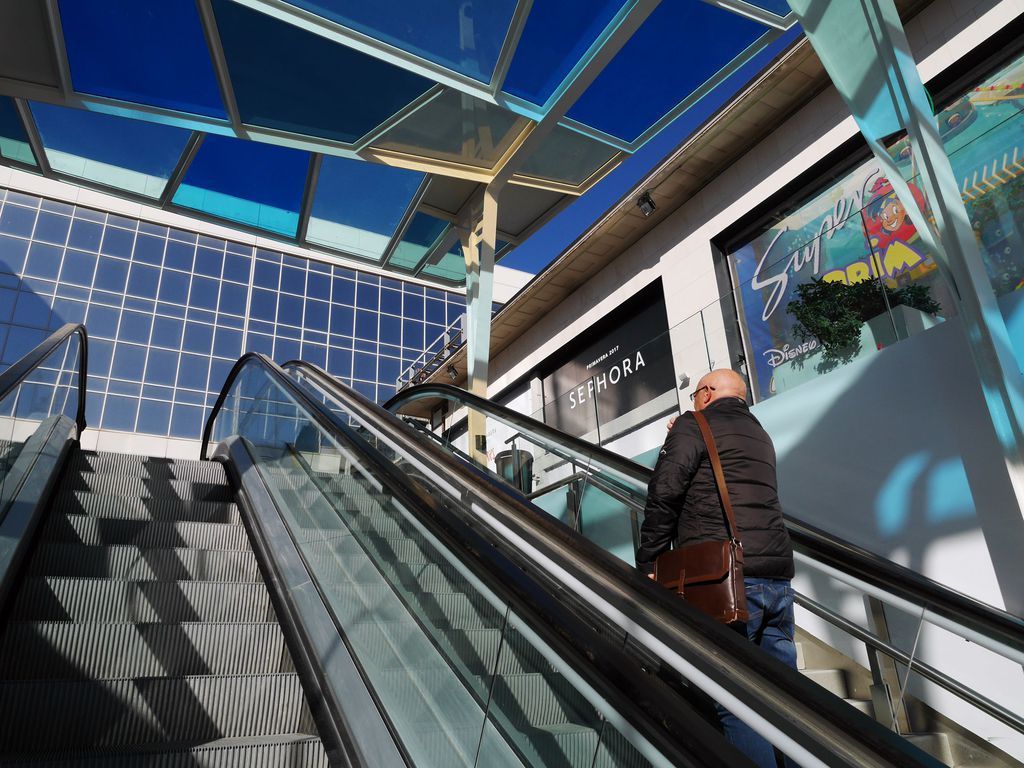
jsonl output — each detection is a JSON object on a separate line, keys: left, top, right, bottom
{"left": 787, "top": 278, "right": 940, "bottom": 362}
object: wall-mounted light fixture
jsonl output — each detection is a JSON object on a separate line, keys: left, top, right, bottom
{"left": 678, "top": 372, "right": 691, "bottom": 390}
{"left": 446, "top": 365, "right": 458, "bottom": 382}
{"left": 637, "top": 190, "right": 656, "bottom": 217}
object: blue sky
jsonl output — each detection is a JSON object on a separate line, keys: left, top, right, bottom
{"left": 502, "top": 25, "right": 802, "bottom": 276}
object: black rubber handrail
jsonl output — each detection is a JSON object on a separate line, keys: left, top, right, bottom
{"left": 385, "top": 382, "right": 649, "bottom": 492}
{"left": 203, "top": 354, "right": 746, "bottom": 768}
{"left": 387, "top": 382, "right": 1024, "bottom": 663}
{"left": 0, "top": 323, "right": 88, "bottom": 434}
{"left": 278, "top": 359, "right": 944, "bottom": 767}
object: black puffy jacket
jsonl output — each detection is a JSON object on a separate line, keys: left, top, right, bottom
{"left": 635, "top": 397, "right": 793, "bottom": 579}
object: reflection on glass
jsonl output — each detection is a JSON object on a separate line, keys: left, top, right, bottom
{"left": 730, "top": 48, "right": 1024, "bottom": 401}
{"left": 0, "top": 331, "right": 82, "bottom": 521}
{"left": 516, "top": 125, "right": 619, "bottom": 187}
{"left": 30, "top": 103, "right": 191, "bottom": 199}
{"left": 388, "top": 213, "right": 450, "bottom": 272}
{"left": 283, "top": 0, "right": 518, "bottom": 84}
{"left": 307, "top": 156, "right": 424, "bottom": 261}
{"left": 373, "top": 90, "right": 528, "bottom": 169}
{"left": 212, "top": 0, "right": 434, "bottom": 144}
{"left": 421, "top": 247, "right": 466, "bottom": 283}
{"left": 0, "top": 98, "right": 36, "bottom": 167}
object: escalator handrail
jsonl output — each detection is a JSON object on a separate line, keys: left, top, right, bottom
{"left": 385, "top": 382, "right": 650, "bottom": 491}
{"left": 282, "top": 360, "right": 945, "bottom": 768}
{"left": 204, "top": 354, "right": 748, "bottom": 768}
{"left": 386, "top": 382, "right": 1024, "bottom": 662}
{"left": 0, "top": 322, "right": 88, "bottom": 434}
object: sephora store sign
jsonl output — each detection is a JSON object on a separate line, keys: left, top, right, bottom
{"left": 542, "top": 288, "right": 675, "bottom": 439}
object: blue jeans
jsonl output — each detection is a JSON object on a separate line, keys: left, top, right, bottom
{"left": 716, "top": 578, "right": 800, "bottom": 768}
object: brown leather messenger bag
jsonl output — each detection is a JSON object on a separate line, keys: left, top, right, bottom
{"left": 653, "top": 410, "right": 750, "bottom": 624}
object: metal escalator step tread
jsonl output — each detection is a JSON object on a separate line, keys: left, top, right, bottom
{"left": 592, "top": 727, "right": 653, "bottom": 768}
{"left": 371, "top": 668, "right": 488, "bottom": 731}
{"left": 510, "top": 722, "right": 602, "bottom": 768}
{"left": 11, "top": 579, "right": 277, "bottom": 623}
{"left": 70, "top": 452, "right": 228, "bottom": 484}
{"left": 28, "top": 543, "right": 261, "bottom": 582}
{"left": 0, "top": 733, "right": 329, "bottom": 767}
{"left": 0, "top": 622, "right": 293, "bottom": 679}
{"left": 799, "top": 668, "right": 848, "bottom": 698}
{"left": 491, "top": 672, "right": 599, "bottom": 728}
{"left": 43, "top": 516, "right": 249, "bottom": 551}
{"left": 322, "top": 582, "right": 501, "bottom": 629}
{"left": 65, "top": 474, "right": 234, "bottom": 504}
{"left": 0, "top": 674, "right": 311, "bottom": 754}
{"left": 53, "top": 491, "right": 241, "bottom": 524}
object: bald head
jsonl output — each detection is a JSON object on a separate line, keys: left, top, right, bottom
{"left": 693, "top": 368, "right": 747, "bottom": 410}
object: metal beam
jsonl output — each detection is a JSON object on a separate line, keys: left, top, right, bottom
{"left": 354, "top": 85, "right": 445, "bottom": 151}
{"left": 700, "top": 0, "right": 793, "bottom": 31}
{"left": 490, "top": 0, "right": 534, "bottom": 95}
{"left": 195, "top": 0, "right": 248, "bottom": 138}
{"left": 13, "top": 99, "right": 52, "bottom": 176}
{"left": 42, "top": 0, "right": 72, "bottom": 96}
{"left": 380, "top": 175, "right": 432, "bottom": 269}
{"left": 159, "top": 131, "right": 205, "bottom": 208}
{"left": 296, "top": 153, "right": 322, "bottom": 243}
{"left": 230, "top": 0, "right": 500, "bottom": 105}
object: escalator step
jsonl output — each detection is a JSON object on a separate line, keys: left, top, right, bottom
{"left": 11, "top": 578, "right": 277, "bottom": 623}
{"left": 0, "top": 622, "right": 293, "bottom": 679}
{"left": 491, "top": 672, "right": 598, "bottom": 728}
{"left": 0, "top": 674, "right": 312, "bottom": 754}
{"left": 53, "top": 490, "right": 241, "bottom": 524}
{"left": 71, "top": 452, "right": 228, "bottom": 484}
{"left": 43, "top": 516, "right": 249, "bottom": 551}
{"left": 65, "top": 474, "right": 235, "bottom": 504}
{"left": 28, "top": 543, "right": 261, "bottom": 582}
{"left": 0, "top": 733, "right": 329, "bottom": 767}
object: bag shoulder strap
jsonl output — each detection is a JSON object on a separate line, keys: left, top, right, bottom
{"left": 692, "top": 410, "right": 741, "bottom": 544}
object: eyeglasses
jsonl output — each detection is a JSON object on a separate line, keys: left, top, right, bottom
{"left": 689, "top": 385, "right": 715, "bottom": 402}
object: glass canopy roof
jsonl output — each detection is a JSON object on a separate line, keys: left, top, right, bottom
{"left": 0, "top": 0, "right": 800, "bottom": 286}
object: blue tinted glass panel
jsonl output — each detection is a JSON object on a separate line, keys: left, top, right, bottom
{"left": 102, "top": 395, "right": 139, "bottom": 431}
{"left": 285, "top": 0, "right": 516, "bottom": 83}
{"left": 503, "top": 0, "right": 625, "bottom": 106}
{"left": 68, "top": 219, "right": 103, "bottom": 251}
{"left": 567, "top": 3, "right": 766, "bottom": 143}
{"left": 118, "top": 311, "right": 152, "bottom": 344}
{"left": 213, "top": 0, "right": 434, "bottom": 143}
{"left": 373, "top": 90, "right": 527, "bottom": 168}
{"left": 31, "top": 103, "right": 192, "bottom": 197}
{"left": 173, "top": 134, "right": 307, "bottom": 236}
{"left": 218, "top": 282, "right": 247, "bottom": 315}
{"left": 58, "top": 0, "right": 225, "bottom": 118}
{"left": 132, "top": 233, "right": 165, "bottom": 264}
{"left": 0, "top": 204, "right": 38, "bottom": 238}
{"left": 111, "top": 343, "right": 146, "bottom": 379}
{"left": 307, "top": 156, "right": 423, "bottom": 261}
{"left": 138, "top": 399, "right": 171, "bottom": 435}
{"left": 388, "top": 213, "right": 449, "bottom": 271}
{"left": 61, "top": 250, "right": 97, "bottom": 287}
{"left": 422, "top": 249, "right": 465, "bottom": 282}
{"left": 0, "top": 98, "right": 37, "bottom": 166}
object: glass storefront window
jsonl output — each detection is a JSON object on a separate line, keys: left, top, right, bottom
{"left": 729, "top": 50, "right": 1024, "bottom": 402}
